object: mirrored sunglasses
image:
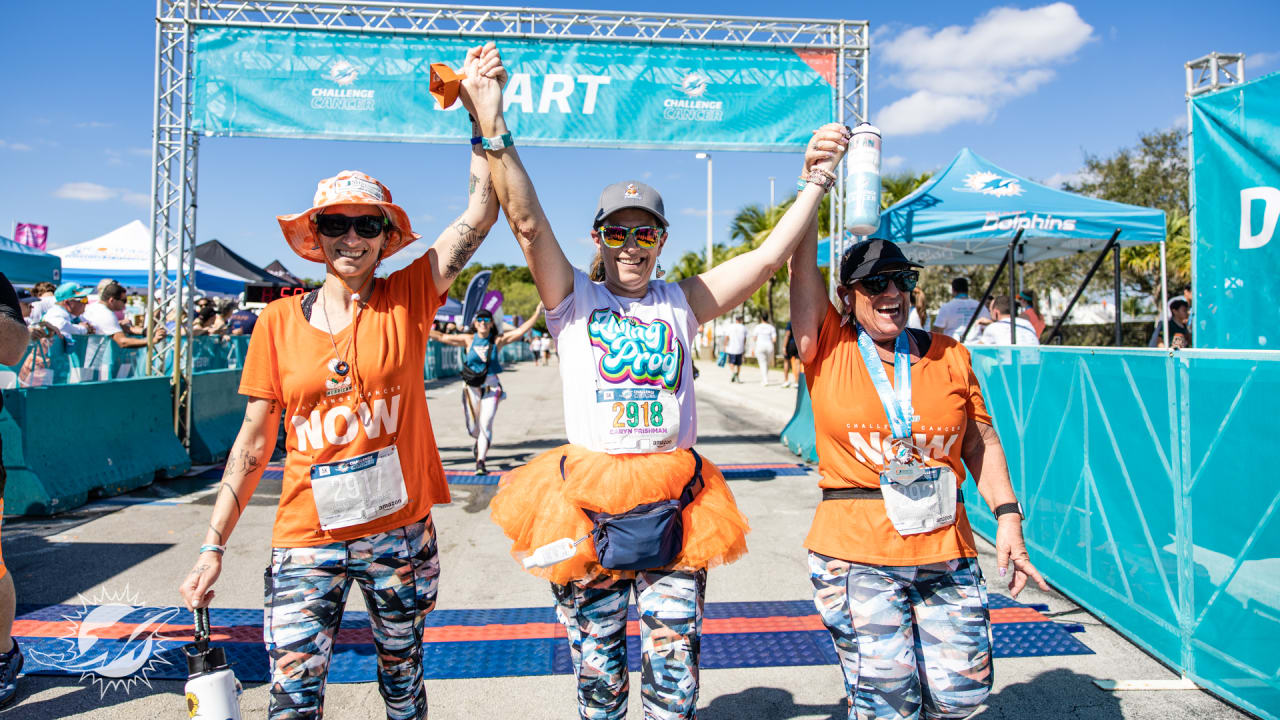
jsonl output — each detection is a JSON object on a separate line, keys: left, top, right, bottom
{"left": 597, "top": 225, "right": 665, "bottom": 249}
{"left": 859, "top": 270, "right": 919, "bottom": 295}
{"left": 315, "top": 213, "right": 388, "bottom": 239}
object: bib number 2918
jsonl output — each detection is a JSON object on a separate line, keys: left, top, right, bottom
{"left": 612, "top": 400, "right": 664, "bottom": 428}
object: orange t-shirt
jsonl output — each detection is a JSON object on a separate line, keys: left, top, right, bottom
{"left": 239, "top": 253, "right": 450, "bottom": 547}
{"left": 803, "top": 303, "right": 992, "bottom": 566}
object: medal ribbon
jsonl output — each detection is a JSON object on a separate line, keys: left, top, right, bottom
{"left": 855, "top": 326, "right": 913, "bottom": 440}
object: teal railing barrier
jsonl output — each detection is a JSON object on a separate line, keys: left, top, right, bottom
{"left": 424, "top": 340, "right": 531, "bottom": 381}
{"left": 963, "top": 346, "right": 1279, "bottom": 719}
{"left": 1, "top": 335, "right": 252, "bottom": 387}
{"left": 0, "top": 376, "right": 192, "bottom": 514}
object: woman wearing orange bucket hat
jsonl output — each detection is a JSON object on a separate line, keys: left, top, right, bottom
{"left": 177, "top": 96, "right": 500, "bottom": 715}
{"left": 457, "top": 43, "right": 852, "bottom": 719}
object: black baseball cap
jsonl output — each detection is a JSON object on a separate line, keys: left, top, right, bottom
{"left": 839, "top": 238, "right": 922, "bottom": 286}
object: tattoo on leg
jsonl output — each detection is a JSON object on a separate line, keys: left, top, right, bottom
{"left": 444, "top": 219, "right": 489, "bottom": 279}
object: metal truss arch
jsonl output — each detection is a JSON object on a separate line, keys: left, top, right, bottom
{"left": 151, "top": 0, "right": 869, "bottom": 442}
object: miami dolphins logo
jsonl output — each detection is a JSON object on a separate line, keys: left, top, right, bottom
{"left": 28, "top": 586, "right": 181, "bottom": 698}
{"left": 588, "top": 308, "right": 683, "bottom": 392}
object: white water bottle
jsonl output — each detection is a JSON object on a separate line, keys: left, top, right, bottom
{"left": 846, "top": 123, "right": 882, "bottom": 235}
{"left": 523, "top": 537, "right": 579, "bottom": 569}
{"left": 183, "top": 608, "right": 243, "bottom": 720}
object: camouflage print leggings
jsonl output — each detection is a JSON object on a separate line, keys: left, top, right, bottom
{"left": 264, "top": 516, "right": 440, "bottom": 720}
{"left": 552, "top": 569, "right": 707, "bottom": 720}
{"left": 809, "top": 553, "right": 992, "bottom": 720}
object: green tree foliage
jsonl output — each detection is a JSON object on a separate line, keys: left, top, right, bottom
{"left": 1063, "top": 128, "right": 1190, "bottom": 296}
{"left": 448, "top": 262, "right": 543, "bottom": 329}
{"left": 880, "top": 171, "right": 933, "bottom": 210}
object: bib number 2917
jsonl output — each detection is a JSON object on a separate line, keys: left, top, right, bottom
{"left": 612, "top": 400, "right": 664, "bottom": 428}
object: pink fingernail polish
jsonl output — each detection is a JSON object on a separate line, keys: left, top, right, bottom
{"left": 999, "top": 567, "right": 1007, "bottom": 577}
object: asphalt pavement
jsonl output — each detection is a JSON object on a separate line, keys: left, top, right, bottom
{"left": 0, "top": 358, "right": 1251, "bottom": 719}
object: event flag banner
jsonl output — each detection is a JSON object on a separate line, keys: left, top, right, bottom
{"left": 190, "top": 27, "right": 835, "bottom": 151}
{"left": 14, "top": 222, "right": 48, "bottom": 251}
{"left": 1191, "top": 70, "right": 1280, "bottom": 350}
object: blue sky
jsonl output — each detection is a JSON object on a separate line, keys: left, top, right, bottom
{"left": 1, "top": 1, "right": 1276, "bottom": 279}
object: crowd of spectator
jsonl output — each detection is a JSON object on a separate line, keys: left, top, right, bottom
{"left": 4, "top": 276, "right": 266, "bottom": 369}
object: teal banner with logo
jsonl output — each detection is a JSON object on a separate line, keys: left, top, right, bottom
{"left": 1191, "top": 70, "right": 1280, "bottom": 350}
{"left": 191, "top": 27, "right": 835, "bottom": 151}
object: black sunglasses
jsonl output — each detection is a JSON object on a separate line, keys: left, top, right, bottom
{"left": 315, "top": 213, "right": 388, "bottom": 239}
{"left": 859, "top": 270, "right": 919, "bottom": 295}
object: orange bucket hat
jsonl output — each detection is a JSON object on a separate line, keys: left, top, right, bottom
{"left": 276, "top": 170, "right": 421, "bottom": 264}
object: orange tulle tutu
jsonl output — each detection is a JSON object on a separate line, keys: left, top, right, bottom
{"left": 489, "top": 445, "right": 750, "bottom": 585}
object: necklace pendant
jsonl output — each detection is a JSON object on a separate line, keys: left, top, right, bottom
{"left": 328, "top": 358, "right": 350, "bottom": 377}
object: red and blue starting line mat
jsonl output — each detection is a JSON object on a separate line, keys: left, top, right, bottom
{"left": 14, "top": 594, "right": 1090, "bottom": 684}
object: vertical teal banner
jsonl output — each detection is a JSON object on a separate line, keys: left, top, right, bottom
{"left": 191, "top": 28, "right": 836, "bottom": 151}
{"left": 1191, "top": 71, "right": 1280, "bottom": 350}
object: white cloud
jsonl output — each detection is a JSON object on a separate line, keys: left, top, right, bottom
{"left": 76, "top": 121, "right": 113, "bottom": 129}
{"left": 1042, "top": 170, "right": 1088, "bottom": 189}
{"left": 883, "top": 155, "right": 907, "bottom": 171}
{"left": 1248, "top": 51, "right": 1280, "bottom": 73}
{"left": 54, "top": 182, "right": 118, "bottom": 201}
{"left": 121, "top": 191, "right": 150, "bottom": 208}
{"left": 54, "top": 182, "right": 149, "bottom": 207}
{"left": 875, "top": 3, "right": 1094, "bottom": 136}
{"left": 0, "top": 139, "right": 32, "bottom": 151}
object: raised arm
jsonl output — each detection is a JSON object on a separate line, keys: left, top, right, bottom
{"left": 497, "top": 302, "right": 544, "bottom": 347}
{"left": 679, "top": 124, "right": 850, "bottom": 326}
{"left": 430, "top": 330, "right": 473, "bottom": 347}
{"left": 426, "top": 106, "right": 502, "bottom": 295}
{"left": 788, "top": 213, "right": 826, "bottom": 364}
{"left": 459, "top": 43, "right": 575, "bottom": 310}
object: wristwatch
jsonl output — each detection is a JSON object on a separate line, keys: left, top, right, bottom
{"left": 994, "top": 501, "right": 1023, "bottom": 519}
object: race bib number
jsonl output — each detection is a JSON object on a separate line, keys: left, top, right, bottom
{"left": 309, "top": 446, "right": 408, "bottom": 531}
{"left": 592, "top": 387, "right": 680, "bottom": 454}
{"left": 879, "top": 465, "right": 958, "bottom": 536}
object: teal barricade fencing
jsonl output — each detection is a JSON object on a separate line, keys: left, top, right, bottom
{"left": 3, "top": 337, "right": 534, "bottom": 515}
{"left": 780, "top": 347, "right": 1279, "bottom": 718}
{"left": 1, "top": 376, "right": 192, "bottom": 514}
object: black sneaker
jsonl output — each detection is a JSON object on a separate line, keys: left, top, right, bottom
{"left": 0, "top": 638, "right": 22, "bottom": 708}
{"left": 475, "top": 460, "right": 487, "bottom": 476}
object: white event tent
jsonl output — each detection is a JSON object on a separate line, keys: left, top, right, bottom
{"left": 51, "top": 220, "right": 249, "bottom": 295}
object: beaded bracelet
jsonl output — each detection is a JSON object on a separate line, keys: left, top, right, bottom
{"left": 199, "top": 544, "right": 226, "bottom": 556}
{"left": 797, "top": 166, "right": 836, "bottom": 191}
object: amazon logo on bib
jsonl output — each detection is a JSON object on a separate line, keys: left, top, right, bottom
{"left": 291, "top": 394, "right": 400, "bottom": 451}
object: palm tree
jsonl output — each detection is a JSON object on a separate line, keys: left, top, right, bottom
{"left": 880, "top": 171, "right": 934, "bottom": 210}
{"left": 726, "top": 193, "right": 833, "bottom": 321}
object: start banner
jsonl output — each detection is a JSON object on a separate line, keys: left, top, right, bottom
{"left": 191, "top": 27, "right": 836, "bottom": 151}
{"left": 1191, "top": 70, "right": 1280, "bottom": 350}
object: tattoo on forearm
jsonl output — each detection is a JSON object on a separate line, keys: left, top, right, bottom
{"left": 469, "top": 172, "right": 479, "bottom": 196}
{"left": 208, "top": 525, "right": 224, "bottom": 544}
{"left": 218, "top": 482, "right": 243, "bottom": 515}
{"left": 479, "top": 178, "right": 493, "bottom": 204}
{"left": 444, "top": 219, "right": 488, "bottom": 279}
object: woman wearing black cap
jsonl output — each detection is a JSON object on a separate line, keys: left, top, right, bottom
{"left": 789, "top": 234, "right": 1048, "bottom": 719}
{"left": 431, "top": 304, "right": 543, "bottom": 475}
{"left": 458, "top": 42, "right": 852, "bottom": 718}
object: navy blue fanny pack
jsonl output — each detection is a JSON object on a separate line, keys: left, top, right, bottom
{"left": 561, "top": 451, "right": 705, "bottom": 571}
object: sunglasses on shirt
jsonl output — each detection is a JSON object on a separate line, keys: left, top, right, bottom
{"left": 596, "top": 225, "right": 666, "bottom": 249}
{"left": 858, "top": 270, "right": 919, "bottom": 295}
{"left": 314, "top": 213, "right": 388, "bottom": 239}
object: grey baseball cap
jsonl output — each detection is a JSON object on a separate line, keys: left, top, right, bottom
{"left": 593, "top": 180, "right": 668, "bottom": 228}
